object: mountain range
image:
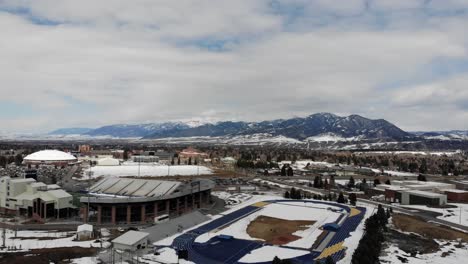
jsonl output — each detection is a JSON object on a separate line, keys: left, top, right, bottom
{"left": 49, "top": 113, "right": 417, "bottom": 141}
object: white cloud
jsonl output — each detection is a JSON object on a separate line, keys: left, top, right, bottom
{"left": 0, "top": 0, "right": 468, "bottom": 132}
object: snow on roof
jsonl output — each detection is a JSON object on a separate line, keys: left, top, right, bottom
{"left": 77, "top": 224, "right": 93, "bottom": 233}
{"left": 10, "top": 178, "right": 36, "bottom": 183}
{"left": 405, "top": 190, "right": 446, "bottom": 198}
{"left": 442, "top": 189, "right": 468, "bottom": 194}
{"left": 24, "top": 150, "right": 77, "bottom": 162}
{"left": 112, "top": 231, "right": 149, "bottom": 246}
{"left": 48, "top": 189, "right": 72, "bottom": 199}
{"left": 47, "top": 184, "right": 61, "bottom": 190}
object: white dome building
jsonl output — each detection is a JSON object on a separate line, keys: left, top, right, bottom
{"left": 23, "top": 150, "right": 77, "bottom": 166}
{"left": 97, "top": 157, "right": 120, "bottom": 166}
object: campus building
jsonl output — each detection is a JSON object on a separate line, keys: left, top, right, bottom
{"left": 80, "top": 178, "right": 214, "bottom": 225}
{"left": 0, "top": 176, "right": 74, "bottom": 221}
{"left": 23, "top": 150, "right": 78, "bottom": 166}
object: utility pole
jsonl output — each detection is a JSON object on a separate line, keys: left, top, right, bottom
{"left": 460, "top": 207, "right": 462, "bottom": 225}
{"left": 1, "top": 227, "right": 5, "bottom": 248}
{"left": 138, "top": 159, "right": 141, "bottom": 177}
{"left": 87, "top": 160, "right": 92, "bottom": 223}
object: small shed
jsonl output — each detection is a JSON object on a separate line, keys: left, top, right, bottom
{"left": 77, "top": 224, "right": 94, "bottom": 240}
{"left": 112, "top": 231, "right": 149, "bottom": 251}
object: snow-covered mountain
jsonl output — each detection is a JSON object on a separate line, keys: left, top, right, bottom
{"left": 415, "top": 130, "right": 468, "bottom": 141}
{"left": 143, "top": 113, "right": 413, "bottom": 141}
{"left": 48, "top": 127, "right": 93, "bottom": 135}
{"left": 83, "top": 122, "right": 192, "bottom": 138}
{"left": 47, "top": 113, "right": 413, "bottom": 140}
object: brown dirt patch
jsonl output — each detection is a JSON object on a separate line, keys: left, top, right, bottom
{"left": 392, "top": 213, "right": 468, "bottom": 242}
{"left": 0, "top": 247, "right": 97, "bottom": 264}
{"left": 11, "top": 235, "right": 74, "bottom": 240}
{"left": 246, "top": 216, "right": 315, "bottom": 245}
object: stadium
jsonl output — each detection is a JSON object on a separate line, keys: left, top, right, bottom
{"left": 80, "top": 178, "right": 214, "bottom": 225}
{"left": 165, "top": 199, "right": 366, "bottom": 264}
{"left": 23, "top": 149, "right": 78, "bottom": 166}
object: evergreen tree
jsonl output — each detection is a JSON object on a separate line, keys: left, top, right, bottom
{"left": 0, "top": 156, "right": 7, "bottom": 168}
{"left": 349, "top": 193, "right": 357, "bottom": 206}
{"left": 287, "top": 166, "right": 294, "bottom": 176}
{"left": 348, "top": 176, "right": 355, "bottom": 188}
{"left": 177, "top": 157, "right": 181, "bottom": 165}
{"left": 337, "top": 192, "right": 345, "bottom": 203}
{"left": 272, "top": 256, "right": 282, "bottom": 264}
{"left": 325, "top": 256, "right": 335, "bottom": 264}
{"left": 385, "top": 179, "right": 391, "bottom": 185}
{"left": 14, "top": 154, "right": 23, "bottom": 166}
{"left": 313, "top": 176, "right": 320, "bottom": 188}
{"left": 417, "top": 174, "right": 427, "bottom": 181}
{"left": 419, "top": 159, "right": 428, "bottom": 174}
{"left": 284, "top": 191, "right": 290, "bottom": 199}
{"left": 171, "top": 157, "right": 175, "bottom": 165}
{"left": 373, "top": 178, "right": 380, "bottom": 187}
{"left": 281, "top": 165, "right": 287, "bottom": 176}
{"left": 188, "top": 157, "right": 192, "bottom": 165}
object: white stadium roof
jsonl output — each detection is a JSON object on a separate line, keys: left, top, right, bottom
{"left": 24, "top": 150, "right": 77, "bottom": 162}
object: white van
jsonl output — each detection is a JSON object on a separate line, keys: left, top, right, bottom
{"left": 154, "top": 214, "right": 170, "bottom": 224}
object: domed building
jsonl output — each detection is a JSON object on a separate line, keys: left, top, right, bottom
{"left": 23, "top": 150, "right": 77, "bottom": 166}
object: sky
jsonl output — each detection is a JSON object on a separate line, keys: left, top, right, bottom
{"left": 1, "top": 0, "right": 468, "bottom": 133}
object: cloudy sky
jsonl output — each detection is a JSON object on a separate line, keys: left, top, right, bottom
{"left": 1, "top": 0, "right": 468, "bottom": 133}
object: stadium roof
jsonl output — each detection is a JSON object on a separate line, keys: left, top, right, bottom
{"left": 24, "top": 150, "right": 77, "bottom": 162}
{"left": 89, "top": 178, "right": 181, "bottom": 198}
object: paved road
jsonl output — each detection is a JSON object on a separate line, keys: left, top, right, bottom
{"left": 260, "top": 176, "right": 468, "bottom": 233}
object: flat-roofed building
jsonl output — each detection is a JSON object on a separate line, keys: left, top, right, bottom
{"left": 396, "top": 190, "right": 447, "bottom": 206}
{"left": 112, "top": 230, "right": 149, "bottom": 251}
{"left": 0, "top": 176, "right": 74, "bottom": 221}
{"left": 80, "top": 178, "right": 214, "bottom": 225}
{"left": 443, "top": 189, "right": 468, "bottom": 202}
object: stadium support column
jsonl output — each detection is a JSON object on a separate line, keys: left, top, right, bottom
{"left": 165, "top": 200, "right": 170, "bottom": 215}
{"left": 127, "top": 205, "right": 131, "bottom": 224}
{"left": 141, "top": 205, "right": 146, "bottom": 224}
{"left": 206, "top": 190, "right": 211, "bottom": 204}
{"left": 97, "top": 205, "right": 102, "bottom": 225}
{"left": 111, "top": 206, "right": 116, "bottom": 225}
{"left": 154, "top": 202, "right": 158, "bottom": 219}
{"left": 199, "top": 192, "right": 202, "bottom": 208}
{"left": 184, "top": 196, "right": 188, "bottom": 212}
{"left": 192, "top": 193, "right": 195, "bottom": 209}
{"left": 176, "top": 198, "right": 180, "bottom": 215}
{"left": 83, "top": 206, "right": 88, "bottom": 223}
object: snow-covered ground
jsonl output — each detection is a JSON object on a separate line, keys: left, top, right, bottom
{"left": 238, "top": 246, "right": 310, "bottom": 263}
{"left": 380, "top": 241, "right": 468, "bottom": 264}
{"left": 82, "top": 164, "right": 212, "bottom": 179}
{"left": 355, "top": 150, "right": 463, "bottom": 156}
{"left": 195, "top": 202, "right": 341, "bottom": 249}
{"left": 401, "top": 203, "right": 468, "bottom": 227}
{"left": 383, "top": 170, "right": 418, "bottom": 177}
{"left": 306, "top": 133, "right": 363, "bottom": 142}
{"left": 212, "top": 191, "right": 253, "bottom": 207}
{"left": 0, "top": 229, "right": 110, "bottom": 252}
{"left": 139, "top": 248, "right": 194, "bottom": 264}
{"left": 71, "top": 257, "right": 98, "bottom": 264}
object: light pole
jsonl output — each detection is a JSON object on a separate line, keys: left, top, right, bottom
{"left": 87, "top": 160, "right": 92, "bottom": 223}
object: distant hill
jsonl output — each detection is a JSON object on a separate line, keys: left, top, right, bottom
{"left": 48, "top": 127, "right": 93, "bottom": 135}
{"left": 48, "top": 113, "right": 415, "bottom": 141}
{"left": 83, "top": 122, "right": 192, "bottom": 138}
{"left": 144, "top": 113, "right": 414, "bottom": 141}
{"left": 414, "top": 130, "right": 468, "bottom": 141}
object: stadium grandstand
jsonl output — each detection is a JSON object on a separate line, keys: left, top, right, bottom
{"left": 80, "top": 178, "right": 214, "bottom": 225}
